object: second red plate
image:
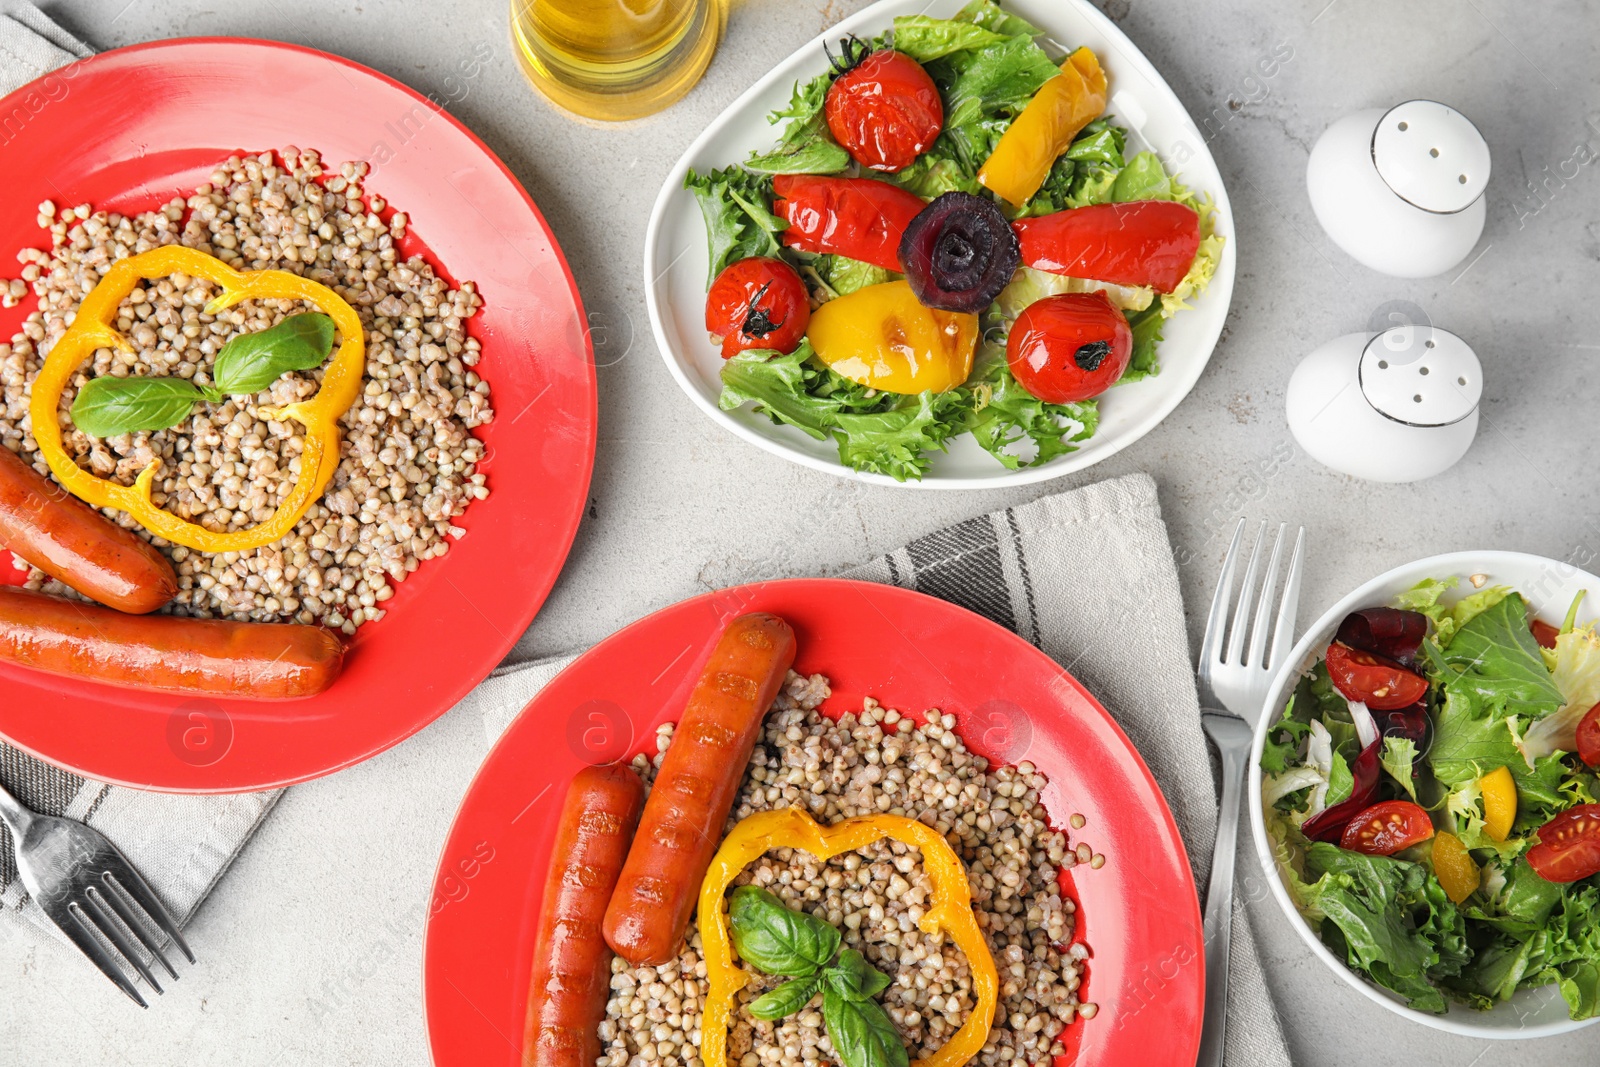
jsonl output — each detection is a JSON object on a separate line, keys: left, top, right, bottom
{"left": 423, "top": 578, "right": 1203, "bottom": 1067}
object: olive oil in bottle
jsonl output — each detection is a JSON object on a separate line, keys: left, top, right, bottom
{"left": 511, "top": 0, "right": 725, "bottom": 121}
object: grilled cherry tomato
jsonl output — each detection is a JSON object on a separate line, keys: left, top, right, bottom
{"left": 1005, "top": 291, "right": 1132, "bottom": 403}
{"left": 1576, "top": 702, "right": 1600, "bottom": 767}
{"left": 1324, "top": 642, "right": 1429, "bottom": 711}
{"left": 705, "top": 257, "right": 810, "bottom": 359}
{"left": 1532, "top": 618, "right": 1560, "bottom": 649}
{"left": 1526, "top": 804, "right": 1600, "bottom": 883}
{"left": 771, "top": 175, "right": 926, "bottom": 273}
{"left": 1340, "top": 800, "right": 1435, "bottom": 856}
{"left": 824, "top": 45, "right": 943, "bottom": 173}
{"left": 1012, "top": 200, "right": 1202, "bottom": 294}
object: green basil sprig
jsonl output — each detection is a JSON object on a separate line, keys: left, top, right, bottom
{"left": 70, "top": 312, "right": 335, "bottom": 439}
{"left": 728, "top": 886, "right": 907, "bottom": 1067}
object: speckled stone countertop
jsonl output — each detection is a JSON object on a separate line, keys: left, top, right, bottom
{"left": 3, "top": 0, "right": 1598, "bottom": 1063}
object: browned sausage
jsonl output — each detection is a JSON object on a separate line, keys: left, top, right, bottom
{"left": 0, "top": 445, "right": 177, "bottom": 614}
{"left": 603, "top": 612, "right": 796, "bottom": 965}
{"left": 526, "top": 763, "right": 646, "bottom": 1067}
{"left": 0, "top": 587, "right": 343, "bottom": 698}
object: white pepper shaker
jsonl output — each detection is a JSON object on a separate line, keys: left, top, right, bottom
{"left": 1285, "top": 324, "right": 1482, "bottom": 482}
{"left": 1306, "top": 101, "right": 1490, "bottom": 277}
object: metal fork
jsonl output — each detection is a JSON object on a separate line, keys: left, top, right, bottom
{"left": 0, "top": 779, "right": 193, "bottom": 1006}
{"left": 1194, "top": 519, "right": 1305, "bottom": 1067}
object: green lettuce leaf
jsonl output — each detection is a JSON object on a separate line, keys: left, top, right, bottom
{"left": 1121, "top": 305, "right": 1165, "bottom": 382}
{"left": 1110, "top": 151, "right": 1173, "bottom": 202}
{"left": 958, "top": 349, "right": 1097, "bottom": 469}
{"left": 684, "top": 167, "right": 785, "bottom": 285}
{"left": 1432, "top": 593, "right": 1564, "bottom": 719}
{"left": 744, "top": 73, "right": 851, "bottom": 176}
{"left": 952, "top": 0, "right": 1041, "bottom": 37}
{"left": 891, "top": 14, "right": 1008, "bottom": 61}
{"left": 1381, "top": 736, "right": 1419, "bottom": 800}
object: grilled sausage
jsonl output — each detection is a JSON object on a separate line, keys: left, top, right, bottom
{"left": 0, "top": 446, "right": 177, "bottom": 614}
{"left": 0, "top": 587, "right": 343, "bottom": 698}
{"left": 526, "top": 764, "right": 646, "bottom": 1067}
{"left": 603, "top": 613, "right": 796, "bottom": 965}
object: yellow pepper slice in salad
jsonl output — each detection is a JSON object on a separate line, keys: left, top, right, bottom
{"left": 978, "top": 47, "right": 1108, "bottom": 206}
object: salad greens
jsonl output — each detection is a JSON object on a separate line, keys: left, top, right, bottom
{"left": 683, "top": 0, "right": 1222, "bottom": 480}
{"left": 1263, "top": 577, "right": 1600, "bottom": 1018}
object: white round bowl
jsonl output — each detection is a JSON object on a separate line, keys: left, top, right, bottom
{"left": 642, "top": 0, "right": 1236, "bottom": 489}
{"left": 1248, "top": 550, "right": 1600, "bottom": 1039}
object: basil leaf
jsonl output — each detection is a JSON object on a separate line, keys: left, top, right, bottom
{"left": 822, "top": 987, "right": 908, "bottom": 1067}
{"left": 71, "top": 376, "right": 206, "bottom": 438}
{"left": 824, "top": 949, "right": 893, "bottom": 1002}
{"left": 747, "top": 973, "right": 823, "bottom": 1020}
{"left": 728, "top": 885, "right": 841, "bottom": 978}
{"left": 212, "top": 312, "right": 336, "bottom": 397}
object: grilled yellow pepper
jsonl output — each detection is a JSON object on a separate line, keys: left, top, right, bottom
{"left": 698, "top": 807, "right": 997, "bottom": 1067}
{"left": 978, "top": 47, "right": 1108, "bottom": 206}
{"left": 29, "top": 245, "right": 364, "bottom": 553}
{"left": 807, "top": 281, "right": 977, "bottom": 395}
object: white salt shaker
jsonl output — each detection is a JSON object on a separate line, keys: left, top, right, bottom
{"left": 1306, "top": 101, "right": 1490, "bottom": 277}
{"left": 1285, "top": 324, "right": 1482, "bottom": 482}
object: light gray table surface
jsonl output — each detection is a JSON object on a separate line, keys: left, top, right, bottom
{"left": 3, "top": 0, "right": 1598, "bottom": 1063}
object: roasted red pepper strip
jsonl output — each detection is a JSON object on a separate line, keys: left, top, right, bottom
{"left": 1302, "top": 739, "right": 1383, "bottom": 842}
{"left": 771, "top": 175, "right": 926, "bottom": 274}
{"left": 1012, "top": 200, "right": 1201, "bottom": 294}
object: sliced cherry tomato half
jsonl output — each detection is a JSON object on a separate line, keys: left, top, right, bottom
{"left": 1324, "top": 641, "right": 1429, "bottom": 711}
{"left": 1005, "top": 290, "right": 1132, "bottom": 403}
{"left": 824, "top": 48, "right": 943, "bottom": 173}
{"left": 705, "top": 256, "right": 810, "bottom": 359}
{"left": 1576, "top": 701, "right": 1600, "bottom": 768}
{"left": 1526, "top": 804, "right": 1600, "bottom": 883}
{"left": 1531, "top": 618, "right": 1560, "bottom": 649}
{"left": 1339, "top": 800, "right": 1435, "bottom": 856}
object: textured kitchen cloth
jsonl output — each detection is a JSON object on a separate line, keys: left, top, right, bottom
{"left": 464, "top": 472, "right": 1291, "bottom": 1067}
{"left": 0, "top": 1, "right": 90, "bottom": 95}
{"left": 0, "top": 4, "right": 285, "bottom": 949}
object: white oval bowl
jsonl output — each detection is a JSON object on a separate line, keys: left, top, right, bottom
{"left": 1248, "top": 550, "right": 1600, "bottom": 1039}
{"left": 642, "top": 0, "right": 1236, "bottom": 489}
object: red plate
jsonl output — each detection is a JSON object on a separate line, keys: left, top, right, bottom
{"left": 423, "top": 579, "right": 1202, "bottom": 1067}
{"left": 0, "top": 40, "right": 595, "bottom": 791}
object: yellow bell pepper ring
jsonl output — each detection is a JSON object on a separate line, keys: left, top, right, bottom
{"left": 978, "top": 47, "right": 1108, "bottom": 207}
{"left": 698, "top": 807, "right": 998, "bottom": 1067}
{"left": 28, "top": 245, "right": 365, "bottom": 554}
{"left": 807, "top": 281, "right": 978, "bottom": 396}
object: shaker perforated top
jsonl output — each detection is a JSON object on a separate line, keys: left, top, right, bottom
{"left": 1371, "top": 101, "right": 1491, "bottom": 214}
{"left": 1359, "top": 325, "right": 1482, "bottom": 427}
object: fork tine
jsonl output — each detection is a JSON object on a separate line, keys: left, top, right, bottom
{"left": 60, "top": 903, "right": 146, "bottom": 1007}
{"left": 97, "top": 875, "right": 178, "bottom": 981}
{"left": 1246, "top": 524, "right": 1288, "bottom": 668}
{"left": 1269, "top": 527, "right": 1307, "bottom": 671}
{"left": 102, "top": 860, "right": 193, "bottom": 965}
{"left": 1224, "top": 521, "right": 1269, "bottom": 666}
{"left": 82, "top": 888, "right": 164, "bottom": 993}
{"left": 1200, "top": 518, "right": 1246, "bottom": 667}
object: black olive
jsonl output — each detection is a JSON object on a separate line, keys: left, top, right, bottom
{"left": 897, "top": 192, "right": 1020, "bottom": 314}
